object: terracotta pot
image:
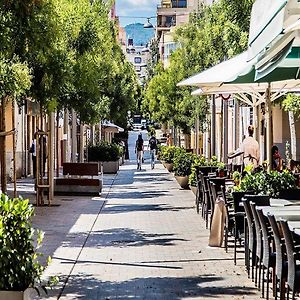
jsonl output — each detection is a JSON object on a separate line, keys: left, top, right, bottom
{"left": 165, "top": 162, "right": 173, "bottom": 172}
{"left": 175, "top": 175, "right": 189, "bottom": 189}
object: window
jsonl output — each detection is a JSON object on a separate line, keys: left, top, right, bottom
{"left": 172, "top": 0, "right": 187, "bottom": 8}
{"left": 134, "top": 57, "right": 142, "bottom": 64}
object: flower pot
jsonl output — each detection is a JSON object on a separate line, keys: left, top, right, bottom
{"left": 190, "top": 185, "right": 197, "bottom": 195}
{"left": 100, "top": 161, "right": 119, "bottom": 174}
{"left": 0, "top": 288, "right": 37, "bottom": 300}
{"left": 175, "top": 175, "right": 189, "bottom": 189}
{"left": 165, "top": 162, "right": 173, "bottom": 172}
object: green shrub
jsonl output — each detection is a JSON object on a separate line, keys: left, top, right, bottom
{"left": 235, "top": 169, "right": 297, "bottom": 197}
{"left": 88, "top": 141, "right": 122, "bottom": 161}
{"left": 173, "top": 150, "right": 193, "bottom": 177}
{"left": 0, "top": 194, "right": 46, "bottom": 291}
{"left": 160, "top": 146, "right": 177, "bottom": 163}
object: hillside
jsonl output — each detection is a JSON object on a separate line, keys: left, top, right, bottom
{"left": 125, "top": 23, "right": 155, "bottom": 46}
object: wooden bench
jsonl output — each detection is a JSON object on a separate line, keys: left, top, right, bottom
{"left": 54, "top": 162, "right": 102, "bottom": 196}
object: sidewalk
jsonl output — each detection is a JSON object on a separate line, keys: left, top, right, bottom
{"left": 30, "top": 158, "right": 262, "bottom": 300}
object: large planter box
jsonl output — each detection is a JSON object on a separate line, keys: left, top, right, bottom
{"left": 175, "top": 175, "right": 190, "bottom": 189}
{"left": 100, "top": 161, "right": 119, "bottom": 174}
{"left": 0, "top": 288, "right": 37, "bottom": 300}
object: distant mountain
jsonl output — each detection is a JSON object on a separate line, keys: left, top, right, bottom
{"left": 125, "top": 23, "right": 155, "bottom": 46}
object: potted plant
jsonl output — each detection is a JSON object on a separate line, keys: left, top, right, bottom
{"left": 173, "top": 150, "right": 193, "bottom": 189}
{"left": 88, "top": 141, "right": 122, "bottom": 174}
{"left": 216, "top": 162, "right": 226, "bottom": 177}
{"left": 189, "top": 155, "right": 205, "bottom": 195}
{"left": 0, "top": 193, "right": 56, "bottom": 299}
{"left": 162, "top": 146, "right": 176, "bottom": 172}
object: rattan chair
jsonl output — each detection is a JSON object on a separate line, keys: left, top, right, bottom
{"left": 279, "top": 220, "right": 300, "bottom": 300}
{"left": 257, "top": 208, "right": 276, "bottom": 300}
{"left": 242, "top": 198, "right": 256, "bottom": 280}
{"left": 267, "top": 214, "right": 287, "bottom": 300}
{"left": 250, "top": 202, "right": 263, "bottom": 289}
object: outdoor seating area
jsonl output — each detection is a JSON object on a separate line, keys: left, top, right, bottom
{"left": 159, "top": 145, "right": 300, "bottom": 300}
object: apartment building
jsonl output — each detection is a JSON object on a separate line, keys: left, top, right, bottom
{"left": 157, "top": 0, "right": 201, "bottom": 66}
{"left": 125, "top": 44, "right": 151, "bottom": 85}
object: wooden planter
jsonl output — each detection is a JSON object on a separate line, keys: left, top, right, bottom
{"left": 165, "top": 162, "right": 173, "bottom": 172}
{"left": 175, "top": 175, "right": 189, "bottom": 189}
{"left": 0, "top": 288, "right": 37, "bottom": 300}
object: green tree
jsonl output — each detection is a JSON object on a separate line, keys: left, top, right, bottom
{"left": 143, "top": 0, "right": 253, "bottom": 134}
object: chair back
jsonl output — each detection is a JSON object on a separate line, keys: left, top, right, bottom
{"left": 268, "top": 214, "right": 284, "bottom": 280}
{"left": 242, "top": 199, "right": 255, "bottom": 252}
{"left": 232, "top": 191, "right": 247, "bottom": 213}
{"left": 279, "top": 220, "right": 297, "bottom": 291}
{"left": 250, "top": 202, "right": 262, "bottom": 259}
{"left": 257, "top": 208, "right": 272, "bottom": 267}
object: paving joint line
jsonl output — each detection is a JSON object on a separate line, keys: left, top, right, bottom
{"left": 57, "top": 171, "right": 119, "bottom": 299}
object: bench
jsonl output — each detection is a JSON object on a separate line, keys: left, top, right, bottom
{"left": 54, "top": 162, "right": 102, "bottom": 196}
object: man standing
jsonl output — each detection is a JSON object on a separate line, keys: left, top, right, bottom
{"left": 148, "top": 134, "right": 157, "bottom": 169}
{"left": 241, "top": 125, "right": 260, "bottom": 168}
{"left": 135, "top": 133, "right": 144, "bottom": 170}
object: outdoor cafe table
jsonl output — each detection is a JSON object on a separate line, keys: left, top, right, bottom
{"left": 260, "top": 206, "right": 300, "bottom": 221}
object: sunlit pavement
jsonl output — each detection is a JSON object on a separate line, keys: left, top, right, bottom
{"left": 24, "top": 131, "right": 261, "bottom": 299}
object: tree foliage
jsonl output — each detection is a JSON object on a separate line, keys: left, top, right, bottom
{"left": 0, "top": 0, "right": 138, "bottom": 125}
{"left": 143, "top": 0, "right": 254, "bottom": 131}
{"left": 282, "top": 93, "right": 300, "bottom": 119}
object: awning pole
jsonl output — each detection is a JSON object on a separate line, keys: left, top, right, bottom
{"left": 211, "top": 95, "right": 216, "bottom": 157}
{"left": 265, "top": 83, "right": 273, "bottom": 171}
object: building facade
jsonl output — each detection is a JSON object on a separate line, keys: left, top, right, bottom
{"left": 157, "top": 0, "right": 201, "bottom": 66}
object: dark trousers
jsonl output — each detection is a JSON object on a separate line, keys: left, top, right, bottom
{"left": 32, "top": 155, "right": 37, "bottom": 179}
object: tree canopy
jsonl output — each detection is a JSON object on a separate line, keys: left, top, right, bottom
{"left": 0, "top": 0, "right": 138, "bottom": 126}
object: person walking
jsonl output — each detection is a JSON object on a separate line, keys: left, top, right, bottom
{"left": 29, "top": 132, "right": 37, "bottom": 179}
{"left": 148, "top": 134, "right": 157, "bottom": 169}
{"left": 135, "top": 133, "right": 144, "bottom": 170}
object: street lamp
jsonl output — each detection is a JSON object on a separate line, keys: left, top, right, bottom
{"left": 143, "top": 17, "right": 156, "bottom": 29}
{"left": 144, "top": 18, "right": 154, "bottom": 29}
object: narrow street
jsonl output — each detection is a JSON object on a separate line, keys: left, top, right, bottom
{"left": 33, "top": 132, "right": 261, "bottom": 299}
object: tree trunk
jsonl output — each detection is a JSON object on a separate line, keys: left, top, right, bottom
{"left": 288, "top": 111, "right": 297, "bottom": 160}
{"left": 12, "top": 101, "right": 17, "bottom": 197}
{"left": 0, "top": 97, "right": 7, "bottom": 193}
{"left": 71, "top": 109, "right": 77, "bottom": 162}
{"left": 56, "top": 111, "right": 59, "bottom": 177}
{"left": 79, "top": 124, "right": 84, "bottom": 162}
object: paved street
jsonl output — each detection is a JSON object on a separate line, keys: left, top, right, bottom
{"left": 28, "top": 131, "right": 261, "bottom": 299}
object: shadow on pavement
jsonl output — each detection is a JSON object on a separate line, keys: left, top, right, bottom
{"left": 107, "top": 190, "right": 170, "bottom": 200}
{"left": 102, "top": 203, "right": 194, "bottom": 214}
{"left": 53, "top": 274, "right": 257, "bottom": 299}
{"left": 62, "top": 227, "right": 187, "bottom": 248}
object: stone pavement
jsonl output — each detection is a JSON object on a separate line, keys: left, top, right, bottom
{"left": 30, "top": 155, "right": 262, "bottom": 300}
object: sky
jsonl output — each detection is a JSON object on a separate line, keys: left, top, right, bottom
{"left": 116, "top": 0, "right": 160, "bottom": 27}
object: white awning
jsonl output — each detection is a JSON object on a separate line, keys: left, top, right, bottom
{"left": 177, "top": 52, "right": 254, "bottom": 87}
{"left": 102, "top": 122, "right": 124, "bottom": 133}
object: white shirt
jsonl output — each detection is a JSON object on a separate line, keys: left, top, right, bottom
{"left": 241, "top": 136, "right": 260, "bottom": 167}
